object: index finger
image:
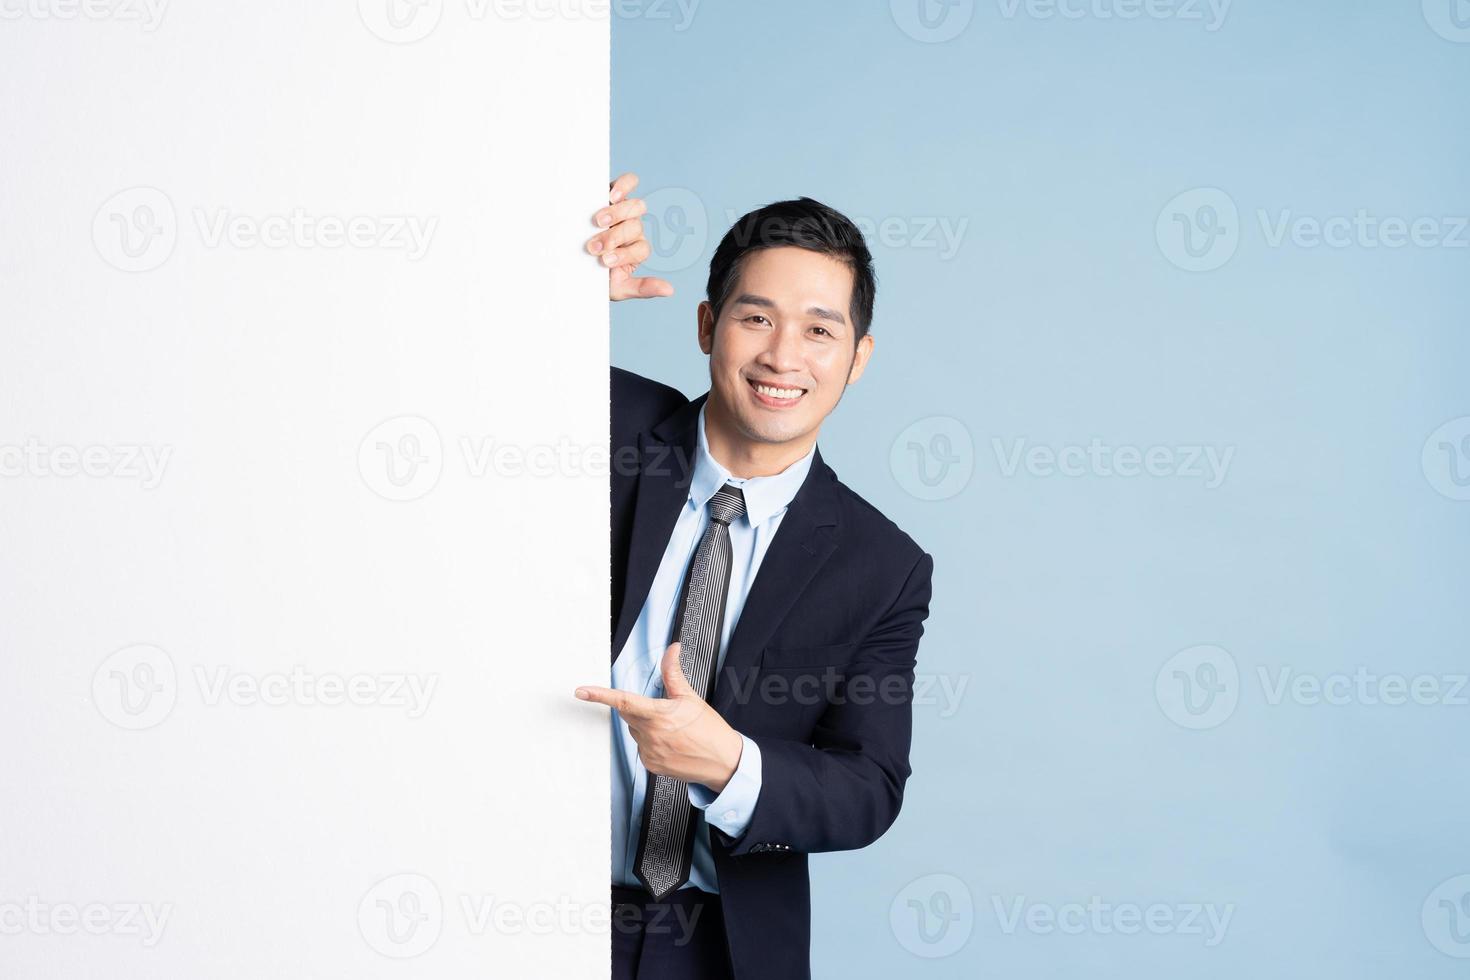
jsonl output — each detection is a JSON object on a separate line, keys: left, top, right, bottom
{"left": 609, "top": 172, "right": 639, "bottom": 205}
{"left": 574, "top": 684, "right": 657, "bottom": 717}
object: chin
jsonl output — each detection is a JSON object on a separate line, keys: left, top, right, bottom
{"left": 744, "top": 416, "right": 807, "bottom": 444}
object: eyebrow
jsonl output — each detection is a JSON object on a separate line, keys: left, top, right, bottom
{"left": 731, "top": 293, "right": 847, "bottom": 327}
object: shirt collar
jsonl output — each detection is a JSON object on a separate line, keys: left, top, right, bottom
{"left": 690, "top": 401, "right": 817, "bottom": 527}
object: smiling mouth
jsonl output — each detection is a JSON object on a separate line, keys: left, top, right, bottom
{"left": 747, "top": 378, "right": 807, "bottom": 404}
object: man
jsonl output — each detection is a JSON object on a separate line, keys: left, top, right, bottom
{"left": 575, "top": 173, "right": 935, "bottom": 979}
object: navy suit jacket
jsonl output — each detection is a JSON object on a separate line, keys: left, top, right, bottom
{"left": 611, "top": 367, "right": 935, "bottom": 980}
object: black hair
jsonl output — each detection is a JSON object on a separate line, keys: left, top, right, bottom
{"left": 704, "top": 197, "right": 876, "bottom": 343}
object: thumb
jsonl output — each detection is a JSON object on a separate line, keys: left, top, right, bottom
{"left": 660, "top": 641, "right": 694, "bottom": 697}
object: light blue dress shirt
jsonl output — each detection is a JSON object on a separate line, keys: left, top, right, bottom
{"left": 611, "top": 401, "right": 817, "bottom": 894}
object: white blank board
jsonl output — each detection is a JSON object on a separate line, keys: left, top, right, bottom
{"left": 0, "top": 5, "right": 610, "bottom": 977}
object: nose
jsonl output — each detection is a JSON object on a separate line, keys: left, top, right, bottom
{"left": 756, "top": 322, "right": 805, "bottom": 376}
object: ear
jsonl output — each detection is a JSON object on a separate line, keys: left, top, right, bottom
{"left": 847, "top": 332, "right": 875, "bottom": 384}
{"left": 697, "top": 301, "right": 715, "bottom": 355}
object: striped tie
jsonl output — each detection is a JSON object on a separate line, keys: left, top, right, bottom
{"left": 633, "top": 482, "right": 746, "bottom": 899}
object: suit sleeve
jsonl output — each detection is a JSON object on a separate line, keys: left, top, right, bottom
{"left": 713, "top": 550, "right": 934, "bottom": 857}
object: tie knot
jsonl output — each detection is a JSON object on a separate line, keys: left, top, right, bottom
{"left": 707, "top": 484, "right": 746, "bottom": 526}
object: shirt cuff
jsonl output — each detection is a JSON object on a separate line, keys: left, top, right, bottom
{"left": 688, "top": 734, "right": 762, "bottom": 839}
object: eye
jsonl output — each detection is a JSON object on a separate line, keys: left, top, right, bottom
{"left": 811, "top": 325, "right": 832, "bottom": 337}
{"left": 744, "top": 314, "right": 771, "bottom": 326}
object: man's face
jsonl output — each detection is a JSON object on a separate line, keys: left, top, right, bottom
{"left": 699, "top": 246, "right": 874, "bottom": 454}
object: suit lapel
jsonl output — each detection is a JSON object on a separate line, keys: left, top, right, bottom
{"left": 612, "top": 391, "right": 843, "bottom": 703}
{"left": 612, "top": 394, "right": 704, "bottom": 661}
{"left": 710, "top": 466, "right": 839, "bottom": 715}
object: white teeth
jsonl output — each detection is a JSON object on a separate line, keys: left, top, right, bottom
{"left": 753, "top": 382, "right": 803, "bottom": 400}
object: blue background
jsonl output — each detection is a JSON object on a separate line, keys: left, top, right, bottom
{"left": 613, "top": 1, "right": 1469, "bottom": 975}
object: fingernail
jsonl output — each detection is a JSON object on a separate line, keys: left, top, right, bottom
{"left": 597, "top": 213, "right": 612, "bottom": 227}
{"left": 575, "top": 688, "right": 589, "bottom": 700}
{"left": 602, "top": 253, "right": 618, "bottom": 266}
{"left": 589, "top": 239, "right": 603, "bottom": 254}
{"left": 610, "top": 189, "right": 624, "bottom": 203}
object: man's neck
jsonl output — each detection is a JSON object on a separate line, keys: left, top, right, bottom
{"left": 704, "top": 397, "right": 815, "bottom": 479}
